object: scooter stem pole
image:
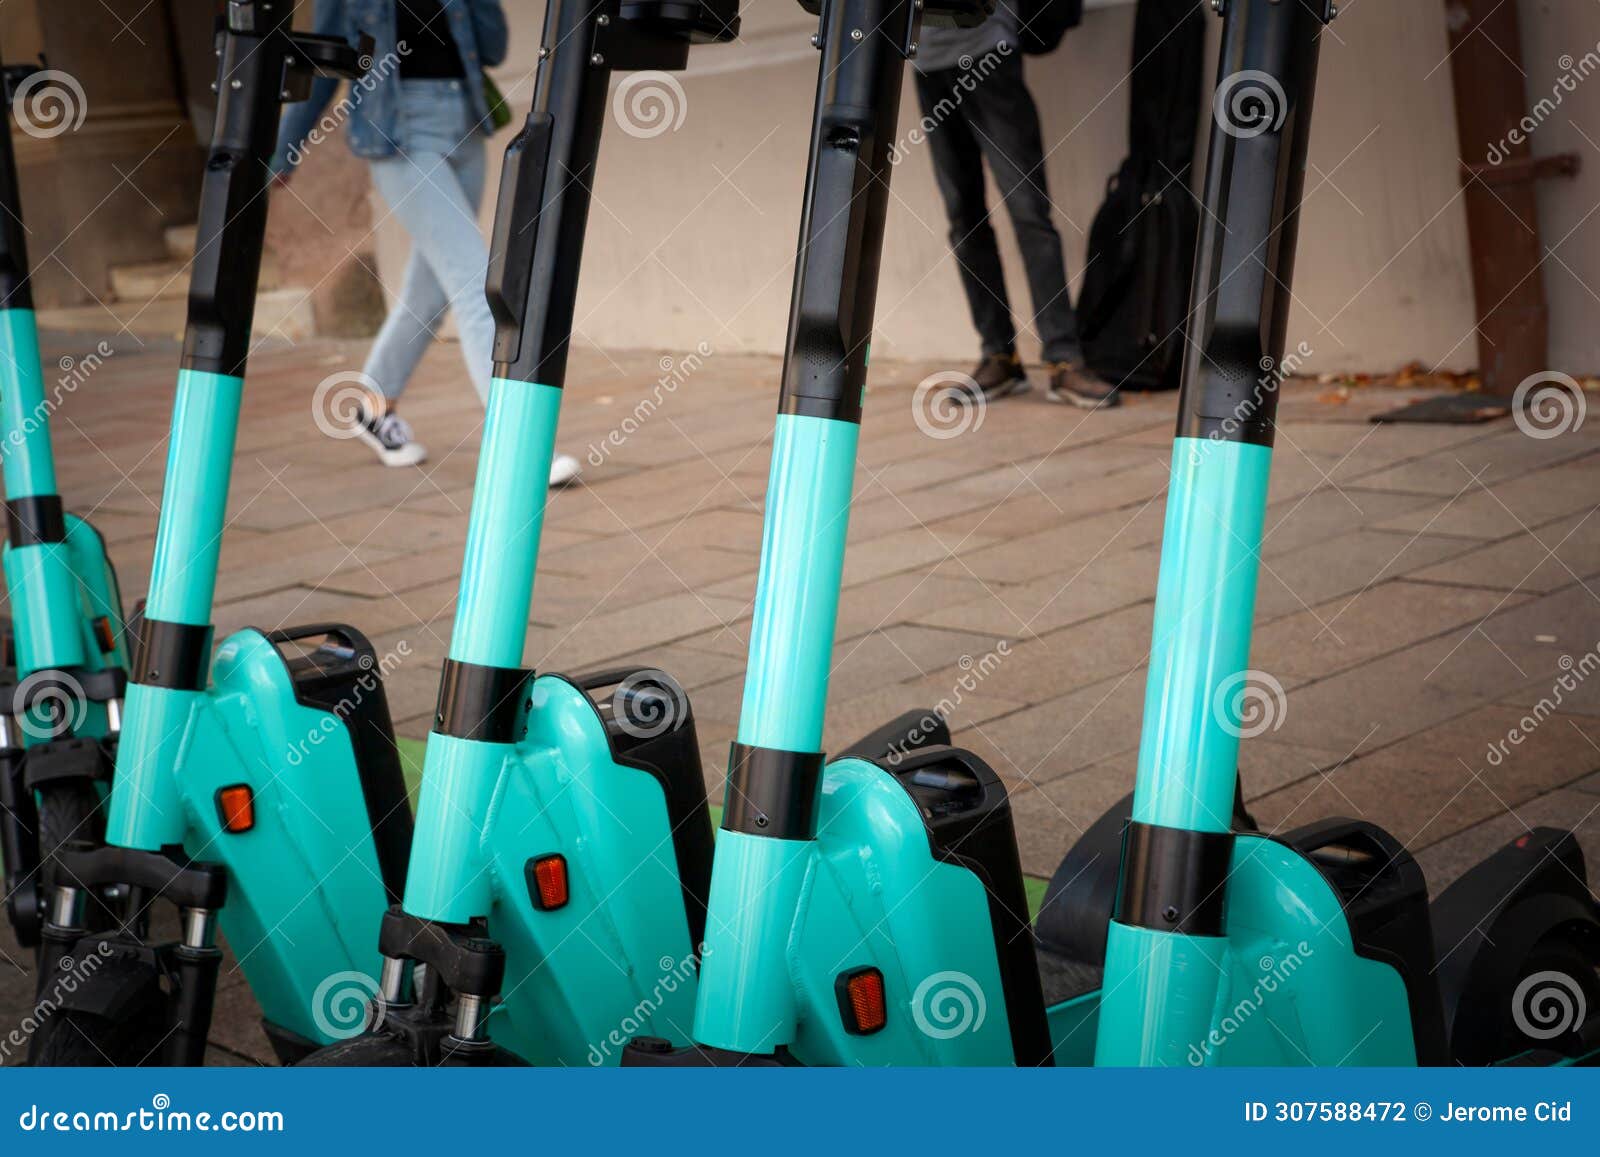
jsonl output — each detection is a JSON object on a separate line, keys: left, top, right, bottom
{"left": 109, "top": 0, "right": 299, "bottom": 849}
{"left": 0, "top": 51, "right": 89, "bottom": 675}
{"left": 1096, "top": 0, "right": 1327, "bottom": 1067}
{"left": 693, "top": 0, "right": 910, "bottom": 1054}
{"left": 402, "top": 0, "right": 620, "bottom": 921}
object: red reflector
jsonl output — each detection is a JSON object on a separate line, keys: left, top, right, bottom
{"left": 530, "top": 854, "right": 569, "bottom": 910}
{"left": 215, "top": 785, "right": 255, "bottom": 833}
{"left": 837, "top": 967, "right": 887, "bottom": 1035}
{"left": 93, "top": 616, "right": 117, "bottom": 654}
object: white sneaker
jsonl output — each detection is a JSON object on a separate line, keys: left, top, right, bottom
{"left": 549, "top": 453, "right": 581, "bottom": 488}
{"left": 356, "top": 405, "right": 427, "bottom": 467}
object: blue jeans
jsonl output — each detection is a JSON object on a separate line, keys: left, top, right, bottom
{"left": 364, "top": 79, "right": 493, "bottom": 404}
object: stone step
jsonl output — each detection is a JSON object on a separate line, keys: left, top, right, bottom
{"left": 164, "top": 223, "right": 196, "bottom": 261}
{"left": 37, "top": 287, "right": 315, "bottom": 344}
{"left": 108, "top": 257, "right": 281, "bottom": 302}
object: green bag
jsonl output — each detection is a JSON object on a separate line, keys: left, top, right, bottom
{"left": 483, "top": 72, "right": 512, "bottom": 132}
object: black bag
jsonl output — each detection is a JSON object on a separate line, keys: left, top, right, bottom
{"left": 1077, "top": 0, "right": 1205, "bottom": 390}
{"left": 1016, "top": 0, "right": 1084, "bottom": 56}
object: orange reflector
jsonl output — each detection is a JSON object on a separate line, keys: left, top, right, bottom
{"left": 529, "top": 854, "right": 569, "bottom": 911}
{"left": 215, "top": 785, "right": 255, "bottom": 833}
{"left": 837, "top": 967, "right": 887, "bottom": 1035}
{"left": 93, "top": 616, "right": 117, "bottom": 654}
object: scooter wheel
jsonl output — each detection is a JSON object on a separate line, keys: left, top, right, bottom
{"left": 30, "top": 998, "right": 166, "bottom": 1066}
{"left": 37, "top": 782, "right": 105, "bottom": 861}
{"left": 296, "top": 1032, "right": 416, "bottom": 1066}
{"left": 35, "top": 783, "right": 118, "bottom": 944}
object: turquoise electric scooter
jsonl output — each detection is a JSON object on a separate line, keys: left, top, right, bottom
{"left": 28, "top": 4, "right": 414, "bottom": 1066}
{"left": 625, "top": 0, "right": 1600, "bottom": 1068}
{"left": 297, "top": 0, "right": 737, "bottom": 1067}
{"left": 0, "top": 52, "right": 132, "bottom": 951}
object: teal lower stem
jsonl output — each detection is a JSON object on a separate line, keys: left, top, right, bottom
{"left": 735, "top": 413, "right": 858, "bottom": 754}
{"left": 0, "top": 308, "right": 59, "bottom": 497}
{"left": 1099, "top": 436, "right": 1272, "bottom": 1065}
{"left": 692, "top": 828, "right": 813, "bottom": 1053}
{"left": 142, "top": 369, "right": 243, "bottom": 625}
{"left": 1095, "top": 920, "right": 1229, "bottom": 1066}
{"left": 1131, "top": 437, "right": 1273, "bottom": 833}
{"left": 4, "top": 543, "right": 87, "bottom": 671}
{"left": 448, "top": 378, "right": 561, "bottom": 668}
{"left": 403, "top": 732, "right": 505, "bottom": 922}
{"left": 106, "top": 682, "right": 201, "bottom": 849}
{"left": 0, "top": 308, "right": 87, "bottom": 673}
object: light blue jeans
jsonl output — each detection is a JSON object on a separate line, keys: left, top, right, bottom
{"left": 364, "top": 79, "right": 494, "bottom": 404}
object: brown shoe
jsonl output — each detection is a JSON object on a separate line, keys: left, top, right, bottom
{"left": 966, "top": 352, "right": 1031, "bottom": 400}
{"left": 1045, "top": 361, "right": 1120, "bottom": 409}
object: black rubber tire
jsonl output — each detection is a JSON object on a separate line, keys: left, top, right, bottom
{"left": 34, "top": 782, "right": 117, "bottom": 935}
{"left": 36, "top": 782, "right": 105, "bottom": 857}
{"left": 296, "top": 1032, "right": 418, "bottom": 1066}
{"left": 30, "top": 990, "right": 167, "bottom": 1066}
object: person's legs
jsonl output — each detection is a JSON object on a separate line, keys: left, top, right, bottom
{"left": 367, "top": 104, "right": 495, "bottom": 404}
{"left": 963, "top": 55, "right": 1082, "bottom": 366}
{"left": 915, "top": 69, "right": 1018, "bottom": 362}
{"left": 360, "top": 241, "right": 450, "bottom": 403}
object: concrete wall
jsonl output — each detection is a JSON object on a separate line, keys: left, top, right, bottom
{"left": 1523, "top": 0, "right": 1600, "bottom": 375}
{"left": 360, "top": 0, "right": 1599, "bottom": 376}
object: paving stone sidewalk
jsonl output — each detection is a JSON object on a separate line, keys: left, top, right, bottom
{"left": 3, "top": 332, "right": 1597, "bottom": 1064}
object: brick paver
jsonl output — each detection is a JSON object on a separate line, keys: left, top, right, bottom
{"left": 3, "top": 330, "right": 1596, "bottom": 1064}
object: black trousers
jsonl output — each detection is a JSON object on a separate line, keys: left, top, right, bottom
{"left": 914, "top": 55, "right": 1081, "bottom": 364}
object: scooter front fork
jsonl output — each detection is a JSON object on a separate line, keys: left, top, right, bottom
{"left": 361, "top": 906, "right": 515, "bottom": 1066}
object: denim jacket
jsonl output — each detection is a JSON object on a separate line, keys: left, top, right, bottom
{"left": 273, "top": 0, "right": 509, "bottom": 174}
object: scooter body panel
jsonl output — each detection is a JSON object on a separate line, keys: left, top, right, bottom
{"left": 699, "top": 756, "right": 1018, "bottom": 1064}
{"left": 1074, "top": 834, "right": 1418, "bottom": 1067}
{"left": 121, "top": 629, "right": 394, "bottom": 1044}
{"left": 478, "top": 674, "right": 704, "bottom": 1064}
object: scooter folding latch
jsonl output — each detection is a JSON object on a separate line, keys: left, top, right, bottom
{"left": 589, "top": 8, "right": 692, "bottom": 73}
{"left": 897, "top": 0, "right": 925, "bottom": 60}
